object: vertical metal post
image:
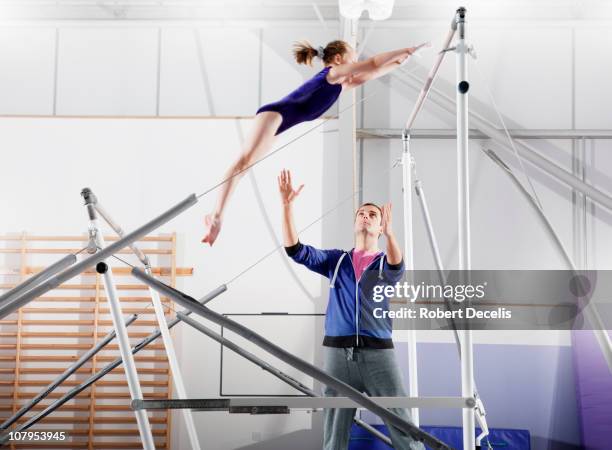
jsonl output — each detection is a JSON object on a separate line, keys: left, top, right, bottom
{"left": 455, "top": 7, "right": 475, "bottom": 450}
{"left": 145, "top": 266, "right": 202, "bottom": 450}
{"left": 398, "top": 16, "right": 457, "bottom": 427}
{"left": 155, "top": 27, "right": 162, "bottom": 117}
{"left": 52, "top": 28, "right": 59, "bottom": 115}
{"left": 340, "top": 17, "right": 359, "bottom": 212}
{"left": 401, "top": 131, "right": 419, "bottom": 426}
{"left": 93, "top": 200, "right": 202, "bottom": 449}
{"left": 81, "top": 190, "right": 156, "bottom": 450}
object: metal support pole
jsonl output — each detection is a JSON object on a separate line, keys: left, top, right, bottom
{"left": 176, "top": 312, "right": 394, "bottom": 448}
{"left": 413, "top": 181, "right": 458, "bottom": 345}
{"left": 0, "top": 286, "right": 227, "bottom": 442}
{"left": 414, "top": 179, "right": 489, "bottom": 446}
{"left": 398, "top": 13, "right": 458, "bottom": 427}
{"left": 131, "top": 269, "right": 452, "bottom": 450}
{"left": 94, "top": 202, "right": 149, "bottom": 265}
{"left": 97, "top": 264, "right": 155, "bottom": 449}
{"left": 146, "top": 266, "right": 201, "bottom": 450}
{"left": 340, "top": 16, "right": 359, "bottom": 212}
{"left": 0, "top": 314, "right": 137, "bottom": 430}
{"left": 401, "top": 131, "right": 419, "bottom": 426}
{"left": 0, "top": 254, "right": 76, "bottom": 305}
{"left": 455, "top": 7, "right": 475, "bottom": 450}
{"left": 82, "top": 189, "right": 155, "bottom": 450}
{"left": 93, "top": 195, "right": 202, "bottom": 450}
{"left": 0, "top": 193, "right": 197, "bottom": 319}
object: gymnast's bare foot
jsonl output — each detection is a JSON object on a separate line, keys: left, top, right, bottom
{"left": 201, "top": 213, "right": 222, "bottom": 246}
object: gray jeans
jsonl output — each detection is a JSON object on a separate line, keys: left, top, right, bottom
{"left": 322, "top": 346, "right": 425, "bottom": 450}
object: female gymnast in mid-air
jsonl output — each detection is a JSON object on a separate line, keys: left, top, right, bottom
{"left": 201, "top": 39, "right": 427, "bottom": 245}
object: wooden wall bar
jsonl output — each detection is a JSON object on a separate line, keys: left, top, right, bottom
{"left": 0, "top": 233, "right": 192, "bottom": 449}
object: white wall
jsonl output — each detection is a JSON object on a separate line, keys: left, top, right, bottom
{"left": 1, "top": 12, "right": 611, "bottom": 449}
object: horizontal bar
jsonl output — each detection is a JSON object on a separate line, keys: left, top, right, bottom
{"left": 0, "top": 235, "right": 173, "bottom": 242}
{"left": 0, "top": 194, "right": 197, "bottom": 320}
{"left": 132, "top": 269, "right": 453, "bottom": 450}
{"left": 176, "top": 312, "right": 394, "bottom": 447}
{"left": 133, "top": 396, "right": 473, "bottom": 411}
{"left": 357, "top": 128, "right": 612, "bottom": 140}
{"left": 0, "top": 283, "right": 149, "bottom": 290}
{"left": 0, "top": 254, "right": 76, "bottom": 305}
{"left": 0, "top": 266, "right": 190, "bottom": 277}
{"left": 0, "top": 248, "right": 171, "bottom": 254}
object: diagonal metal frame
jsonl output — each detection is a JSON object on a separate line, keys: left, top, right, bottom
{"left": 0, "top": 254, "right": 76, "bottom": 306}
{"left": 483, "top": 148, "right": 612, "bottom": 373}
{"left": 0, "top": 314, "right": 138, "bottom": 431}
{"left": 131, "top": 268, "right": 455, "bottom": 450}
{"left": 82, "top": 191, "right": 155, "bottom": 449}
{"left": 0, "top": 285, "right": 227, "bottom": 446}
{"left": 176, "top": 311, "right": 395, "bottom": 447}
{"left": 86, "top": 188, "right": 202, "bottom": 450}
{"left": 0, "top": 194, "right": 198, "bottom": 320}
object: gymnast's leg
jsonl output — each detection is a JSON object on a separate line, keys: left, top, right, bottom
{"left": 201, "top": 111, "right": 282, "bottom": 245}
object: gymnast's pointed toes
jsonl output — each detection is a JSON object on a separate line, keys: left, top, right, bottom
{"left": 201, "top": 212, "right": 223, "bottom": 246}
{"left": 201, "top": 235, "right": 216, "bottom": 246}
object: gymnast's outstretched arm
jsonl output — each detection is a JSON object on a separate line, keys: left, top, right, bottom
{"left": 328, "top": 44, "right": 425, "bottom": 86}
{"left": 331, "top": 43, "right": 429, "bottom": 88}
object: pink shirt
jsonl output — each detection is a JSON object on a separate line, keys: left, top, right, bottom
{"left": 352, "top": 249, "right": 381, "bottom": 281}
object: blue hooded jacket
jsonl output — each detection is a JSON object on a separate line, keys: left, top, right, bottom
{"left": 285, "top": 241, "right": 405, "bottom": 348}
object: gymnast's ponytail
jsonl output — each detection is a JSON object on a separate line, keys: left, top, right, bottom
{"left": 293, "top": 40, "right": 350, "bottom": 66}
{"left": 293, "top": 41, "right": 319, "bottom": 66}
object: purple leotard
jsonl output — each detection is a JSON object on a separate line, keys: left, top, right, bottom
{"left": 257, "top": 66, "right": 342, "bottom": 135}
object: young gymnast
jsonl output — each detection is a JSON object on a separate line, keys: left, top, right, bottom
{"left": 201, "top": 39, "right": 428, "bottom": 245}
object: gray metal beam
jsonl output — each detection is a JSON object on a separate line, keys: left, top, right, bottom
{"left": 358, "top": 128, "right": 612, "bottom": 140}
{"left": 0, "top": 254, "right": 76, "bottom": 305}
{"left": 133, "top": 396, "right": 473, "bottom": 411}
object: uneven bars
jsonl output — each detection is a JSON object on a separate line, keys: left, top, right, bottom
{"left": 176, "top": 312, "right": 395, "bottom": 448}
{"left": 132, "top": 268, "right": 453, "bottom": 450}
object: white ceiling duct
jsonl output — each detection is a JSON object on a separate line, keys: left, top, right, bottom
{"left": 338, "top": 0, "right": 394, "bottom": 20}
